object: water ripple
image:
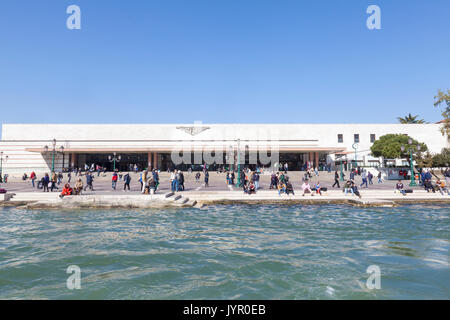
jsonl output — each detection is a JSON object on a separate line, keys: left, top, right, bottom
{"left": 0, "top": 204, "right": 448, "bottom": 299}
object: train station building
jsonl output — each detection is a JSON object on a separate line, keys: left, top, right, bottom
{"left": 0, "top": 123, "right": 448, "bottom": 175}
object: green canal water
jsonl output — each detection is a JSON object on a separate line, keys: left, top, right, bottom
{"left": 0, "top": 204, "right": 448, "bottom": 299}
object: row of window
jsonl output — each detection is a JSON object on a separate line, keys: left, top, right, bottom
{"left": 337, "top": 134, "right": 376, "bottom": 144}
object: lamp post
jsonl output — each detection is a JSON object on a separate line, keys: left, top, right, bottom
{"left": 108, "top": 152, "right": 121, "bottom": 171}
{"left": 0, "top": 151, "right": 9, "bottom": 182}
{"left": 236, "top": 139, "right": 241, "bottom": 187}
{"left": 51, "top": 139, "right": 57, "bottom": 172}
{"left": 401, "top": 138, "right": 420, "bottom": 187}
{"left": 229, "top": 145, "right": 234, "bottom": 172}
{"left": 60, "top": 146, "right": 65, "bottom": 171}
{"left": 352, "top": 143, "right": 358, "bottom": 170}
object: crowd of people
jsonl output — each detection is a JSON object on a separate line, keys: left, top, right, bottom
{"left": 4, "top": 164, "right": 450, "bottom": 199}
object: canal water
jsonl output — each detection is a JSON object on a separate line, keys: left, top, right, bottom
{"left": 0, "top": 204, "right": 448, "bottom": 299}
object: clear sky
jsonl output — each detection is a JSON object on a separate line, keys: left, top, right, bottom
{"left": 0, "top": 0, "right": 449, "bottom": 126}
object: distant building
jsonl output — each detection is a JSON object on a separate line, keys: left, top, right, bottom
{"left": 0, "top": 123, "right": 448, "bottom": 174}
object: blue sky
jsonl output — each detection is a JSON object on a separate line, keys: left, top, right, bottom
{"left": 0, "top": 0, "right": 449, "bottom": 125}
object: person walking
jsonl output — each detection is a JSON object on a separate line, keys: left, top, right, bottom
{"left": 332, "top": 170, "right": 340, "bottom": 188}
{"left": 123, "top": 172, "right": 131, "bottom": 191}
{"left": 377, "top": 171, "right": 382, "bottom": 183}
{"left": 367, "top": 171, "right": 373, "bottom": 185}
{"left": 360, "top": 170, "right": 368, "bottom": 188}
{"left": 67, "top": 171, "right": 72, "bottom": 183}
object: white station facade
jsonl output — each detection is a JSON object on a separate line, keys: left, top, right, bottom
{"left": 0, "top": 123, "right": 448, "bottom": 174}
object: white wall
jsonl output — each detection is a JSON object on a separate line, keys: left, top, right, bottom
{"left": 1, "top": 123, "right": 448, "bottom": 175}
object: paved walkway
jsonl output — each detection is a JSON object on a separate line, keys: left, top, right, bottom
{"left": 0, "top": 171, "right": 431, "bottom": 195}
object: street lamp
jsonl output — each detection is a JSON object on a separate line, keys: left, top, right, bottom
{"left": 51, "top": 139, "right": 57, "bottom": 172}
{"left": 0, "top": 151, "right": 9, "bottom": 182}
{"left": 108, "top": 152, "right": 121, "bottom": 171}
{"left": 236, "top": 139, "right": 241, "bottom": 187}
{"left": 401, "top": 138, "right": 420, "bottom": 187}
{"left": 60, "top": 146, "right": 65, "bottom": 170}
{"left": 229, "top": 145, "right": 234, "bottom": 172}
{"left": 338, "top": 156, "right": 345, "bottom": 182}
{"left": 352, "top": 143, "right": 359, "bottom": 170}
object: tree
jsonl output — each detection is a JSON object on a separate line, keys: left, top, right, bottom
{"left": 417, "top": 152, "right": 434, "bottom": 168}
{"left": 434, "top": 89, "right": 450, "bottom": 138}
{"left": 397, "top": 113, "right": 426, "bottom": 124}
{"left": 432, "top": 148, "right": 450, "bottom": 167}
{"left": 371, "top": 134, "right": 428, "bottom": 159}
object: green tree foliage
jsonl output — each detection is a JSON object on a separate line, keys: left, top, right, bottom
{"left": 371, "top": 134, "right": 428, "bottom": 159}
{"left": 397, "top": 113, "right": 426, "bottom": 124}
{"left": 417, "top": 152, "right": 434, "bottom": 168}
{"left": 434, "top": 89, "right": 450, "bottom": 138}
{"left": 432, "top": 148, "right": 450, "bottom": 167}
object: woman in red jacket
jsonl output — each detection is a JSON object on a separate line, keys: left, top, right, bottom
{"left": 60, "top": 183, "right": 73, "bottom": 198}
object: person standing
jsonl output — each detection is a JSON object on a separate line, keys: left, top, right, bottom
{"left": 51, "top": 172, "right": 58, "bottom": 192}
{"left": 57, "top": 172, "right": 63, "bottom": 185}
{"left": 175, "top": 170, "right": 181, "bottom": 191}
{"left": 141, "top": 170, "right": 148, "bottom": 193}
{"left": 253, "top": 171, "right": 260, "bottom": 190}
{"left": 204, "top": 170, "right": 209, "bottom": 187}
{"left": 350, "top": 170, "right": 355, "bottom": 181}
{"left": 84, "top": 172, "right": 94, "bottom": 191}
{"left": 112, "top": 171, "right": 118, "bottom": 190}
{"left": 270, "top": 173, "right": 278, "bottom": 189}
{"left": 377, "top": 171, "right": 382, "bottom": 183}
{"left": 67, "top": 171, "right": 72, "bottom": 183}
{"left": 170, "top": 170, "right": 176, "bottom": 192}
{"left": 179, "top": 171, "right": 185, "bottom": 191}
{"left": 152, "top": 169, "right": 159, "bottom": 191}
{"left": 332, "top": 170, "right": 340, "bottom": 188}
{"left": 30, "top": 171, "right": 36, "bottom": 188}
{"left": 43, "top": 173, "right": 50, "bottom": 192}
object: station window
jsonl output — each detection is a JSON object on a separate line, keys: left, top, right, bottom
{"left": 338, "top": 134, "right": 343, "bottom": 143}
{"left": 370, "top": 134, "right": 376, "bottom": 143}
{"left": 354, "top": 134, "right": 360, "bottom": 143}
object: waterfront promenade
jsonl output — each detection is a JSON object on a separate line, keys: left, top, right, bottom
{"left": 1, "top": 171, "right": 449, "bottom": 208}
{"left": 1, "top": 170, "right": 443, "bottom": 193}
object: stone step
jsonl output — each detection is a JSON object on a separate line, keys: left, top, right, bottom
{"left": 175, "top": 197, "right": 189, "bottom": 204}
